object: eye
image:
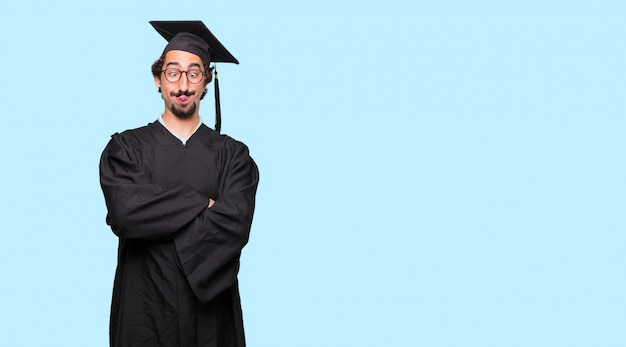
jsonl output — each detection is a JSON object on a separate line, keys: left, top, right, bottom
{"left": 166, "top": 69, "right": 180, "bottom": 78}
{"left": 188, "top": 70, "right": 201, "bottom": 79}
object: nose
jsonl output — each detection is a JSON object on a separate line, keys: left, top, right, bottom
{"left": 178, "top": 71, "right": 190, "bottom": 90}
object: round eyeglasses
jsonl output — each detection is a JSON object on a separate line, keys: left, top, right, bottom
{"left": 161, "top": 68, "right": 206, "bottom": 84}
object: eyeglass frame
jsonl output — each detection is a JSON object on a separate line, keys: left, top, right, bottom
{"left": 161, "top": 68, "right": 208, "bottom": 84}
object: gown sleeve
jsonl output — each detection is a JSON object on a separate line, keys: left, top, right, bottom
{"left": 174, "top": 139, "right": 260, "bottom": 304}
{"left": 99, "top": 131, "right": 210, "bottom": 240}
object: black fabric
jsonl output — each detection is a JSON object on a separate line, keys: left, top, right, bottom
{"left": 100, "top": 121, "right": 259, "bottom": 347}
{"left": 214, "top": 69, "right": 221, "bottom": 133}
{"left": 150, "top": 21, "right": 239, "bottom": 64}
{"left": 164, "top": 32, "right": 212, "bottom": 67}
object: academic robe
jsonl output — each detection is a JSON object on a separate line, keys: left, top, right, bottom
{"left": 99, "top": 121, "right": 259, "bottom": 347}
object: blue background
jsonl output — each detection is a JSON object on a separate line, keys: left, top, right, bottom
{"left": 0, "top": 1, "right": 624, "bottom": 346}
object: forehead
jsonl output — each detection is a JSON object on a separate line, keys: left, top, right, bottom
{"left": 163, "top": 50, "right": 205, "bottom": 67}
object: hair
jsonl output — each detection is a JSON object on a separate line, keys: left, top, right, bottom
{"left": 151, "top": 53, "right": 214, "bottom": 100}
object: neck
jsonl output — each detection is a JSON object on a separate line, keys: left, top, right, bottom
{"left": 161, "top": 112, "right": 201, "bottom": 139}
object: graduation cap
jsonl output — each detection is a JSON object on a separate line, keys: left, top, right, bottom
{"left": 150, "top": 20, "right": 239, "bottom": 133}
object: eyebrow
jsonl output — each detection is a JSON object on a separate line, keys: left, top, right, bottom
{"left": 165, "top": 62, "right": 202, "bottom": 69}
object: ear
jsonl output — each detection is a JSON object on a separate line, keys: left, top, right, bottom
{"left": 154, "top": 75, "right": 162, "bottom": 89}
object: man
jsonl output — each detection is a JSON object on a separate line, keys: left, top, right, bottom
{"left": 99, "top": 21, "right": 259, "bottom": 347}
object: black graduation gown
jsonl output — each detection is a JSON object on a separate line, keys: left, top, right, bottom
{"left": 99, "top": 121, "right": 259, "bottom": 347}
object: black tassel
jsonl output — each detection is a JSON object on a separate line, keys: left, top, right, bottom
{"left": 214, "top": 68, "right": 221, "bottom": 133}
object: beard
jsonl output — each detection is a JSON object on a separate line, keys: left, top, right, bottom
{"left": 170, "top": 102, "right": 197, "bottom": 119}
{"left": 169, "top": 90, "right": 197, "bottom": 119}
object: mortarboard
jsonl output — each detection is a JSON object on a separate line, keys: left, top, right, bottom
{"left": 150, "top": 20, "right": 239, "bottom": 133}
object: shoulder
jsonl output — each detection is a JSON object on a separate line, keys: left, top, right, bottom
{"left": 105, "top": 121, "right": 164, "bottom": 149}
{"left": 218, "top": 134, "right": 252, "bottom": 159}
{"left": 198, "top": 124, "right": 252, "bottom": 154}
{"left": 204, "top": 128, "right": 256, "bottom": 170}
{"left": 219, "top": 134, "right": 258, "bottom": 175}
{"left": 221, "top": 133, "right": 249, "bottom": 150}
{"left": 102, "top": 121, "right": 163, "bottom": 160}
{"left": 119, "top": 121, "right": 165, "bottom": 143}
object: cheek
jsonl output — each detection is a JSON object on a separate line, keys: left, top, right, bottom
{"left": 194, "top": 87, "right": 204, "bottom": 100}
{"left": 160, "top": 84, "right": 175, "bottom": 95}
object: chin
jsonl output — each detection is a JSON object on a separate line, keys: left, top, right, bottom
{"left": 171, "top": 103, "right": 197, "bottom": 119}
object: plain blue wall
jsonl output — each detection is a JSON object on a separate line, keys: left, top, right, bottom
{"left": 0, "top": 1, "right": 624, "bottom": 346}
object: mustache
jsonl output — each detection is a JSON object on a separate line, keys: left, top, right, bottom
{"left": 171, "top": 90, "right": 196, "bottom": 97}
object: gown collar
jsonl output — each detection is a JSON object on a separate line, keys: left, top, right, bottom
{"left": 157, "top": 114, "right": 203, "bottom": 145}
